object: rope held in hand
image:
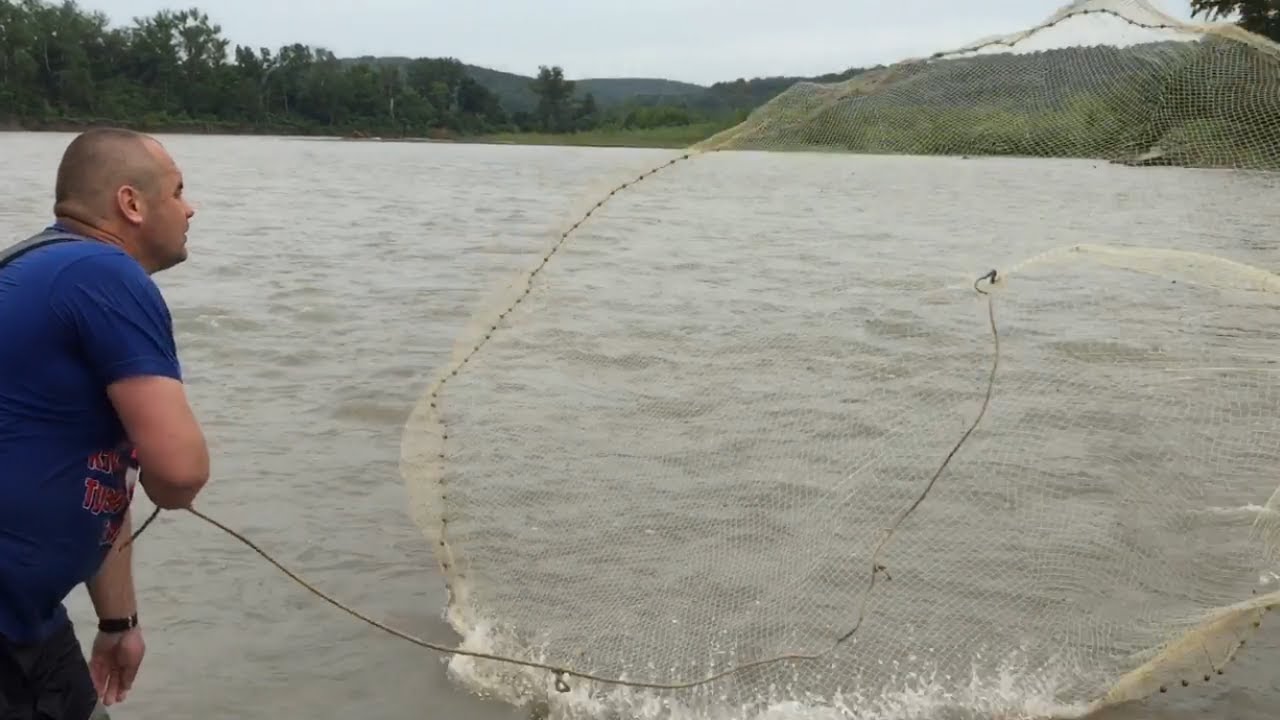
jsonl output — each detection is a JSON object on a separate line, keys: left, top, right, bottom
{"left": 123, "top": 270, "right": 1001, "bottom": 694}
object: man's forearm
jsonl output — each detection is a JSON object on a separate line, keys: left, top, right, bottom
{"left": 86, "top": 511, "right": 137, "bottom": 621}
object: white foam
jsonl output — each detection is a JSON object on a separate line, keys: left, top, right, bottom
{"left": 439, "top": 618, "right": 1095, "bottom": 720}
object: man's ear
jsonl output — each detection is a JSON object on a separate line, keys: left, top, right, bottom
{"left": 116, "top": 185, "right": 146, "bottom": 226}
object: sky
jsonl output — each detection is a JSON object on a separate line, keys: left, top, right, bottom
{"left": 79, "top": 0, "right": 1207, "bottom": 85}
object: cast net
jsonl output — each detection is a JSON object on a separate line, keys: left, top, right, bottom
{"left": 400, "top": 1, "right": 1280, "bottom": 718}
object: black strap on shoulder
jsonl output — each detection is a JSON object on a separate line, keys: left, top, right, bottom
{"left": 0, "top": 229, "right": 88, "bottom": 270}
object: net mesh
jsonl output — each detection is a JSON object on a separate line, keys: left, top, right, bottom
{"left": 400, "top": 2, "right": 1280, "bottom": 718}
{"left": 693, "top": 0, "right": 1280, "bottom": 169}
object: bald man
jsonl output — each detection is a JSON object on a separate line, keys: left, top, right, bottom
{"left": 0, "top": 128, "right": 211, "bottom": 718}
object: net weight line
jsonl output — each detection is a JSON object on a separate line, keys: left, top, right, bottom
{"left": 932, "top": 6, "right": 1277, "bottom": 59}
{"left": 121, "top": 269, "right": 1002, "bottom": 695}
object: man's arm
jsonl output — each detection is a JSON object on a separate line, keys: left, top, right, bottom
{"left": 86, "top": 511, "right": 136, "bottom": 622}
{"left": 107, "top": 377, "right": 208, "bottom": 509}
{"left": 53, "top": 252, "right": 210, "bottom": 509}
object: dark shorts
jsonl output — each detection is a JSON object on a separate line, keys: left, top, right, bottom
{"left": 0, "top": 620, "right": 99, "bottom": 720}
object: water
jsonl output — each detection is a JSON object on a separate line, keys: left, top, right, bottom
{"left": 3, "top": 131, "right": 1280, "bottom": 720}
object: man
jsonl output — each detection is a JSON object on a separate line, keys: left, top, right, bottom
{"left": 0, "top": 128, "right": 211, "bottom": 718}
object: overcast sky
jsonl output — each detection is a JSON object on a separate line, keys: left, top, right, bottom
{"left": 81, "top": 0, "right": 1205, "bottom": 85}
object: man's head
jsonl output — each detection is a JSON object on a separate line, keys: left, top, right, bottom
{"left": 53, "top": 127, "right": 195, "bottom": 274}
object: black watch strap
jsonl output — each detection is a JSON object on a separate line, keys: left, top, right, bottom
{"left": 98, "top": 614, "right": 138, "bottom": 633}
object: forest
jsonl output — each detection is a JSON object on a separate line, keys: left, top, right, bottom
{"left": 1, "top": 0, "right": 1275, "bottom": 148}
{"left": 0, "top": 0, "right": 847, "bottom": 142}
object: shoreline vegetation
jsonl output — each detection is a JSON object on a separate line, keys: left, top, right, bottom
{"left": 0, "top": 111, "right": 739, "bottom": 151}
{"left": 3, "top": 1, "right": 1278, "bottom": 163}
{"left": 0, "top": 116, "right": 735, "bottom": 150}
{"left": 0, "top": 0, "right": 815, "bottom": 150}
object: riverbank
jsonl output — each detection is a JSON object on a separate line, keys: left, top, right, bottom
{"left": 463, "top": 122, "right": 729, "bottom": 149}
{"left": 2, "top": 117, "right": 730, "bottom": 150}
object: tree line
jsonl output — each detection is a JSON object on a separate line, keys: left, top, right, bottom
{"left": 0, "top": 0, "right": 1274, "bottom": 140}
{"left": 0, "top": 0, "right": 735, "bottom": 138}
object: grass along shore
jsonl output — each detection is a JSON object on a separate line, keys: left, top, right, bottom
{"left": 3, "top": 116, "right": 732, "bottom": 150}
{"left": 465, "top": 122, "right": 730, "bottom": 148}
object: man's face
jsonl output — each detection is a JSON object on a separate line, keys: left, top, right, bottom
{"left": 138, "top": 143, "right": 195, "bottom": 273}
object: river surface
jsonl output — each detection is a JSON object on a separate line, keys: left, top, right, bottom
{"left": 3, "top": 131, "right": 1280, "bottom": 720}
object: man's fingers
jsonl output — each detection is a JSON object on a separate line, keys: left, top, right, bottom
{"left": 99, "top": 670, "right": 117, "bottom": 706}
{"left": 88, "top": 658, "right": 107, "bottom": 697}
{"left": 119, "top": 658, "right": 140, "bottom": 694}
{"left": 115, "top": 662, "right": 137, "bottom": 703}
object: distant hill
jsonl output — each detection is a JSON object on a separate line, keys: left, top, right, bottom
{"left": 344, "top": 56, "right": 709, "bottom": 113}
{"left": 699, "top": 38, "right": 1279, "bottom": 170}
{"left": 461, "top": 64, "right": 709, "bottom": 113}
{"left": 342, "top": 55, "right": 875, "bottom": 117}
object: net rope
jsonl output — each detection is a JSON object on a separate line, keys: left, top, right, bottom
{"left": 132, "top": 1, "right": 1280, "bottom": 719}
{"left": 393, "top": 1, "right": 1280, "bottom": 718}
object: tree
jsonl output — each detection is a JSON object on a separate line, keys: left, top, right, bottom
{"left": 573, "top": 92, "right": 598, "bottom": 131}
{"left": 0, "top": 0, "right": 518, "bottom": 137}
{"left": 0, "top": 0, "right": 737, "bottom": 140}
{"left": 529, "top": 64, "right": 574, "bottom": 133}
{"left": 1190, "top": 0, "right": 1280, "bottom": 42}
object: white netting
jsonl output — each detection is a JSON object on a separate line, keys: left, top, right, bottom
{"left": 695, "top": 0, "right": 1280, "bottom": 169}
{"left": 400, "top": 2, "right": 1280, "bottom": 719}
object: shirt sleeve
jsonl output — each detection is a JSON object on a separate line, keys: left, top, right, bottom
{"left": 50, "top": 251, "right": 183, "bottom": 386}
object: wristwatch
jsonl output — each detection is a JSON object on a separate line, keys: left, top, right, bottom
{"left": 98, "top": 613, "right": 138, "bottom": 633}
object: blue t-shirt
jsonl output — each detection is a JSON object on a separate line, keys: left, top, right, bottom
{"left": 0, "top": 226, "right": 182, "bottom": 643}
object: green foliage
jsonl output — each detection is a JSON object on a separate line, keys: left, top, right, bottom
{"left": 476, "top": 122, "right": 736, "bottom": 149}
{"left": 0, "top": 0, "right": 517, "bottom": 136}
{"left": 707, "top": 38, "right": 1280, "bottom": 170}
{"left": 1190, "top": 0, "right": 1280, "bottom": 42}
{"left": 11, "top": 0, "right": 1270, "bottom": 159}
{"left": 0, "top": 0, "right": 767, "bottom": 140}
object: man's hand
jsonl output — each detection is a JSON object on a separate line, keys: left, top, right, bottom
{"left": 89, "top": 627, "right": 145, "bottom": 705}
{"left": 86, "top": 509, "right": 141, "bottom": 706}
